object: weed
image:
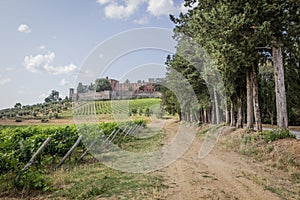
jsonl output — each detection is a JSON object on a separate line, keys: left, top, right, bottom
{"left": 291, "top": 172, "right": 300, "bottom": 184}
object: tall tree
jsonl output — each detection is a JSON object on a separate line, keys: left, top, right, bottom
{"left": 254, "top": 0, "right": 299, "bottom": 129}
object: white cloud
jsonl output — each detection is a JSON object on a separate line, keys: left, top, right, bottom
{"left": 24, "top": 52, "right": 55, "bottom": 73}
{"left": 17, "top": 24, "right": 31, "bottom": 33}
{"left": 147, "top": 0, "right": 176, "bottom": 16}
{"left": 0, "top": 78, "right": 11, "bottom": 86}
{"left": 39, "top": 45, "right": 46, "bottom": 50}
{"left": 23, "top": 51, "right": 78, "bottom": 75}
{"left": 97, "top": 0, "right": 196, "bottom": 20}
{"left": 44, "top": 64, "right": 78, "bottom": 75}
{"left": 97, "top": 0, "right": 110, "bottom": 5}
{"left": 104, "top": 0, "right": 143, "bottom": 19}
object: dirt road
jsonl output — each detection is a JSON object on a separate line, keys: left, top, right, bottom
{"left": 157, "top": 120, "right": 284, "bottom": 200}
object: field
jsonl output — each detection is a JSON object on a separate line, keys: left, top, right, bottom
{"left": 0, "top": 119, "right": 168, "bottom": 199}
{"left": 1, "top": 98, "right": 300, "bottom": 199}
{"left": 0, "top": 98, "right": 167, "bottom": 199}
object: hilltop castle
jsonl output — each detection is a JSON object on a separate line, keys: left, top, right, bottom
{"left": 69, "top": 77, "right": 163, "bottom": 101}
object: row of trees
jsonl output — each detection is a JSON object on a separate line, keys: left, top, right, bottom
{"left": 0, "top": 90, "right": 71, "bottom": 121}
{"left": 161, "top": 0, "right": 299, "bottom": 130}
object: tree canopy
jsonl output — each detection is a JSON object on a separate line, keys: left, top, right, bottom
{"left": 162, "top": 0, "right": 299, "bottom": 128}
{"left": 95, "top": 78, "right": 112, "bottom": 92}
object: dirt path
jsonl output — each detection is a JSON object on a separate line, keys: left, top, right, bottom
{"left": 157, "top": 119, "right": 282, "bottom": 200}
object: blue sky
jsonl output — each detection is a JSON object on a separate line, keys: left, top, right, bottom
{"left": 0, "top": 0, "right": 193, "bottom": 109}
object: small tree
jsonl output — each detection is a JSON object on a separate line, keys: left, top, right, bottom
{"left": 44, "top": 90, "right": 60, "bottom": 103}
{"left": 14, "top": 103, "right": 22, "bottom": 109}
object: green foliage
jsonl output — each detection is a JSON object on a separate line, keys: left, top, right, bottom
{"left": 253, "top": 129, "right": 296, "bottom": 142}
{"left": 0, "top": 100, "right": 72, "bottom": 121}
{"left": 45, "top": 90, "right": 60, "bottom": 103}
{"left": 16, "top": 168, "right": 51, "bottom": 191}
{"left": 170, "top": 0, "right": 300, "bottom": 126}
{"left": 95, "top": 78, "right": 112, "bottom": 92}
{"left": 0, "top": 120, "right": 146, "bottom": 192}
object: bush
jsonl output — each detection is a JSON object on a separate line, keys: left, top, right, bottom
{"left": 16, "top": 168, "right": 51, "bottom": 191}
{"left": 41, "top": 118, "right": 48, "bottom": 123}
{"left": 15, "top": 118, "right": 23, "bottom": 123}
{"left": 254, "top": 129, "right": 296, "bottom": 142}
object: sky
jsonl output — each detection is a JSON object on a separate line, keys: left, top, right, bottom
{"left": 0, "top": 0, "right": 194, "bottom": 109}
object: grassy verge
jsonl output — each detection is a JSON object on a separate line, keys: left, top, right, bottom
{"left": 216, "top": 127, "right": 300, "bottom": 198}
{"left": 49, "top": 162, "right": 166, "bottom": 200}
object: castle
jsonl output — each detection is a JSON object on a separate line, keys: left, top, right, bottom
{"left": 69, "top": 77, "right": 163, "bottom": 101}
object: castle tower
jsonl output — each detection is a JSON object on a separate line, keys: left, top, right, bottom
{"left": 69, "top": 88, "right": 75, "bottom": 101}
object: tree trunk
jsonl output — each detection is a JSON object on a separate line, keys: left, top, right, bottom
{"left": 230, "top": 102, "right": 236, "bottom": 127}
{"left": 273, "top": 39, "right": 288, "bottom": 129}
{"left": 213, "top": 86, "right": 220, "bottom": 124}
{"left": 252, "top": 64, "right": 262, "bottom": 132}
{"left": 203, "top": 109, "right": 207, "bottom": 124}
{"left": 225, "top": 104, "right": 230, "bottom": 125}
{"left": 236, "top": 96, "right": 243, "bottom": 128}
{"left": 200, "top": 109, "right": 204, "bottom": 124}
{"left": 246, "top": 68, "right": 254, "bottom": 129}
{"left": 211, "top": 105, "right": 215, "bottom": 124}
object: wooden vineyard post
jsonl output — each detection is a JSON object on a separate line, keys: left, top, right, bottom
{"left": 79, "top": 129, "right": 122, "bottom": 160}
{"left": 56, "top": 135, "right": 83, "bottom": 169}
{"left": 115, "top": 125, "right": 129, "bottom": 144}
{"left": 129, "top": 124, "right": 140, "bottom": 135}
{"left": 122, "top": 125, "right": 135, "bottom": 140}
{"left": 78, "top": 133, "right": 104, "bottom": 161}
{"left": 108, "top": 129, "right": 120, "bottom": 144}
{"left": 96, "top": 129, "right": 117, "bottom": 152}
{"left": 100, "top": 129, "right": 121, "bottom": 152}
{"left": 15, "top": 137, "right": 51, "bottom": 183}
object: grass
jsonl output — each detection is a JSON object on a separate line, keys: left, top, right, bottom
{"left": 216, "top": 127, "right": 300, "bottom": 199}
{"left": 120, "top": 127, "right": 165, "bottom": 153}
{"left": 50, "top": 162, "right": 167, "bottom": 200}
{"left": 197, "top": 123, "right": 226, "bottom": 137}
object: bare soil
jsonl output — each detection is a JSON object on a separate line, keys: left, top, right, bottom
{"left": 157, "top": 120, "right": 299, "bottom": 200}
{"left": 0, "top": 117, "right": 116, "bottom": 126}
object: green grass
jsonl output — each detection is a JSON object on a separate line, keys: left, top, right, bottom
{"left": 50, "top": 162, "right": 166, "bottom": 200}
{"left": 197, "top": 123, "right": 226, "bottom": 137}
{"left": 120, "top": 127, "right": 165, "bottom": 153}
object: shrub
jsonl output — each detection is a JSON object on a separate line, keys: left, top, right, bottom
{"left": 41, "top": 118, "right": 49, "bottom": 123}
{"left": 15, "top": 118, "right": 23, "bottom": 123}
{"left": 254, "top": 129, "right": 296, "bottom": 142}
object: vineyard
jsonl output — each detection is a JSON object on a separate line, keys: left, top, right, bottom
{"left": 73, "top": 98, "right": 162, "bottom": 116}
{"left": 0, "top": 120, "right": 148, "bottom": 192}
